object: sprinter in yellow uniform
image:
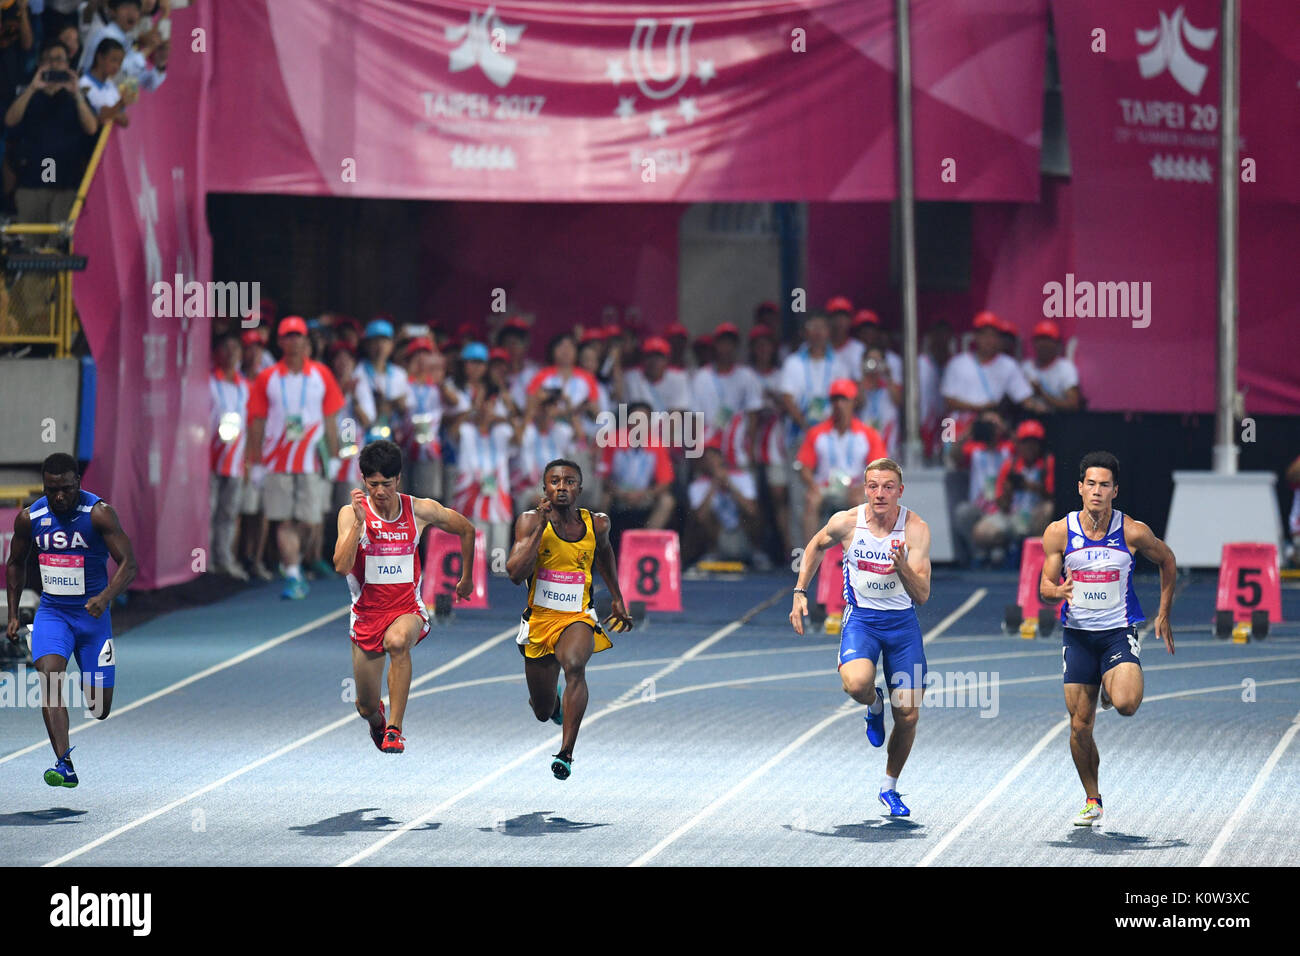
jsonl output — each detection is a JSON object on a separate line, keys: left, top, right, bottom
{"left": 507, "top": 458, "right": 633, "bottom": 780}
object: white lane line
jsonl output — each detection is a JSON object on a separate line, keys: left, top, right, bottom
{"left": 923, "top": 588, "right": 987, "bottom": 643}
{"left": 619, "top": 588, "right": 987, "bottom": 866}
{"left": 919, "top": 677, "right": 1300, "bottom": 867}
{"left": 43, "top": 624, "right": 517, "bottom": 867}
{"left": 1, "top": 606, "right": 349, "bottom": 767}
{"left": 1201, "top": 705, "right": 1300, "bottom": 867}
{"left": 337, "top": 587, "right": 790, "bottom": 867}
{"left": 629, "top": 702, "right": 858, "bottom": 867}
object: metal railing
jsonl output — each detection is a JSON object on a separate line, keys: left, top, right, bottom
{"left": 0, "top": 121, "right": 114, "bottom": 357}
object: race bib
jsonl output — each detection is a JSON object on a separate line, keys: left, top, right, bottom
{"left": 39, "top": 554, "right": 85, "bottom": 595}
{"left": 1071, "top": 569, "right": 1122, "bottom": 609}
{"left": 285, "top": 416, "right": 305, "bottom": 441}
{"left": 853, "top": 560, "right": 899, "bottom": 601}
{"left": 365, "top": 552, "right": 414, "bottom": 584}
{"left": 533, "top": 568, "right": 585, "bottom": 612}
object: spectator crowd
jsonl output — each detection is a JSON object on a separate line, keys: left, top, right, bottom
{"left": 208, "top": 296, "right": 1084, "bottom": 596}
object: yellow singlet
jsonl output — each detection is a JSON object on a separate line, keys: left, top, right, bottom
{"left": 518, "top": 508, "right": 613, "bottom": 660}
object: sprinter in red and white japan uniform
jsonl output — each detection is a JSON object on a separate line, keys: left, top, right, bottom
{"left": 1040, "top": 450, "right": 1177, "bottom": 828}
{"left": 334, "top": 440, "right": 476, "bottom": 754}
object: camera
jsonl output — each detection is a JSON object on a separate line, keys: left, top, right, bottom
{"left": 41, "top": 70, "right": 73, "bottom": 84}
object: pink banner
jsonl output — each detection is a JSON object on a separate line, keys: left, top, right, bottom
{"left": 204, "top": 0, "right": 1045, "bottom": 202}
{"left": 1049, "top": 0, "right": 1300, "bottom": 414}
{"left": 73, "top": 4, "right": 214, "bottom": 589}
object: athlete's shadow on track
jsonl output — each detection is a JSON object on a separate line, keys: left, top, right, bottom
{"left": 0, "top": 807, "right": 87, "bottom": 826}
{"left": 289, "top": 808, "right": 441, "bottom": 837}
{"left": 1044, "top": 829, "right": 1188, "bottom": 854}
{"left": 478, "top": 812, "right": 610, "bottom": 837}
{"left": 784, "top": 819, "right": 924, "bottom": 843}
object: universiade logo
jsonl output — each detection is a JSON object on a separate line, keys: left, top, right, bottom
{"left": 1041, "top": 273, "right": 1152, "bottom": 329}
{"left": 446, "top": 5, "right": 525, "bottom": 88}
{"left": 1136, "top": 6, "right": 1218, "bottom": 96}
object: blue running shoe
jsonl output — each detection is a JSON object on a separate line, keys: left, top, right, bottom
{"left": 879, "top": 783, "right": 909, "bottom": 817}
{"left": 864, "top": 687, "right": 886, "bottom": 748}
{"left": 281, "top": 577, "right": 310, "bottom": 600}
{"left": 550, "top": 682, "right": 563, "bottom": 726}
{"left": 551, "top": 753, "right": 572, "bottom": 780}
{"left": 44, "top": 746, "right": 78, "bottom": 788}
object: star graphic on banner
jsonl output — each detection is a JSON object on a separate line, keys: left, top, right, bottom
{"left": 614, "top": 96, "right": 637, "bottom": 122}
{"left": 677, "top": 96, "right": 700, "bottom": 124}
{"left": 695, "top": 59, "right": 716, "bottom": 85}
{"left": 647, "top": 111, "right": 669, "bottom": 138}
{"left": 605, "top": 58, "right": 626, "bottom": 86}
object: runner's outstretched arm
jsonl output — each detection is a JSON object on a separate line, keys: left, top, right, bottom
{"left": 1126, "top": 517, "right": 1177, "bottom": 655}
{"left": 412, "top": 497, "right": 475, "bottom": 600}
{"left": 591, "top": 512, "right": 632, "bottom": 630}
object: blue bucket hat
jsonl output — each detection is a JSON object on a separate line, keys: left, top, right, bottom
{"left": 461, "top": 341, "right": 489, "bottom": 362}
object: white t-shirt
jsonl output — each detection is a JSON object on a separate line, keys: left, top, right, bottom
{"left": 78, "top": 72, "right": 120, "bottom": 114}
{"left": 691, "top": 364, "right": 764, "bottom": 433}
{"left": 780, "top": 347, "right": 855, "bottom": 426}
{"left": 623, "top": 366, "right": 691, "bottom": 410}
{"left": 517, "top": 421, "right": 576, "bottom": 488}
{"left": 688, "top": 470, "right": 757, "bottom": 531}
{"left": 941, "top": 352, "right": 1032, "bottom": 407}
{"left": 358, "top": 360, "right": 412, "bottom": 408}
{"left": 832, "top": 338, "right": 865, "bottom": 376}
{"left": 1021, "top": 357, "right": 1079, "bottom": 399}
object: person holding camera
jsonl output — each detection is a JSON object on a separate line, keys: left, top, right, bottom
{"left": 5, "top": 39, "right": 97, "bottom": 224}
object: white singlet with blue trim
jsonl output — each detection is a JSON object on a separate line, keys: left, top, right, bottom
{"left": 842, "top": 505, "right": 912, "bottom": 610}
{"left": 1061, "top": 509, "right": 1144, "bottom": 630}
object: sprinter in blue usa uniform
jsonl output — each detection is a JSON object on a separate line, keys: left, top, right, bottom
{"left": 1040, "top": 451, "right": 1177, "bottom": 827}
{"left": 6, "top": 453, "right": 137, "bottom": 787}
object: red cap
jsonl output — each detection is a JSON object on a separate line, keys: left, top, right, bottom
{"left": 998, "top": 316, "right": 1017, "bottom": 334}
{"left": 852, "top": 309, "right": 880, "bottom": 328}
{"left": 695, "top": 334, "right": 715, "bottom": 348}
{"left": 755, "top": 300, "right": 779, "bottom": 315}
{"left": 278, "top": 316, "right": 308, "bottom": 337}
{"left": 829, "top": 378, "right": 858, "bottom": 400}
{"left": 603, "top": 324, "right": 624, "bottom": 339}
{"left": 404, "top": 337, "right": 435, "bottom": 357}
{"left": 503, "top": 315, "right": 530, "bottom": 331}
{"left": 665, "top": 322, "right": 689, "bottom": 339}
{"left": 1016, "top": 419, "right": 1046, "bottom": 441}
{"left": 489, "top": 346, "right": 510, "bottom": 363}
{"left": 240, "top": 329, "right": 262, "bottom": 346}
{"left": 826, "top": 296, "right": 854, "bottom": 314}
{"left": 973, "top": 310, "right": 1001, "bottom": 330}
{"left": 642, "top": 336, "right": 671, "bottom": 355}
{"left": 579, "top": 327, "right": 606, "bottom": 344}
{"left": 714, "top": 322, "right": 741, "bottom": 339}
{"left": 1032, "top": 320, "right": 1061, "bottom": 340}
{"left": 749, "top": 324, "right": 776, "bottom": 341}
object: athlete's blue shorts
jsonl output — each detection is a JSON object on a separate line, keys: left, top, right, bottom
{"left": 837, "top": 604, "right": 927, "bottom": 691}
{"left": 1062, "top": 624, "right": 1141, "bottom": 686}
{"left": 30, "top": 605, "right": 116, "bottom": 688}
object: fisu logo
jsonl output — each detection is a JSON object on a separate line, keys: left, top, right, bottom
{"left": 1136, "top": 6, "right": 1217, "bottom": 96}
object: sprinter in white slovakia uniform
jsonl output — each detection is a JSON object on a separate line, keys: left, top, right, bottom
{"left": 1040, "top": 451, "right": 1177, "bottom": 827}
{"left": 791, "top": 457, "right": 932, "bottom": 817}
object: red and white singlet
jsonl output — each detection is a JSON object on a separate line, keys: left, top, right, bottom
{"left": 346, "top": 493, "right": 429, "bottom": 652}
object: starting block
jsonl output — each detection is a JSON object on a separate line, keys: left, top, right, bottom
{"left": 618, "top": 530, "right": 683, "bottom": 612}
{"left": 1215, "top": 543, "right": 1282, "bottom": 641}
{"left": 423, "top": 528, "right": 489, "bottom": 609}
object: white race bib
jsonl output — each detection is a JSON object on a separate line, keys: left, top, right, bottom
{"left": 534, "top": 568, "right": 585, "bottom": 612}
{"left": 39, "top": 554, "right": 85, "bottom": 595}
{"left": 1071, "top": 569, "right": 1122, "bottom": 609}
{"left": 365, "top": 552, "right": 414, "bottom": 583}
{"left": 852, "top": 560, "right": 900, "bottom": 602}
